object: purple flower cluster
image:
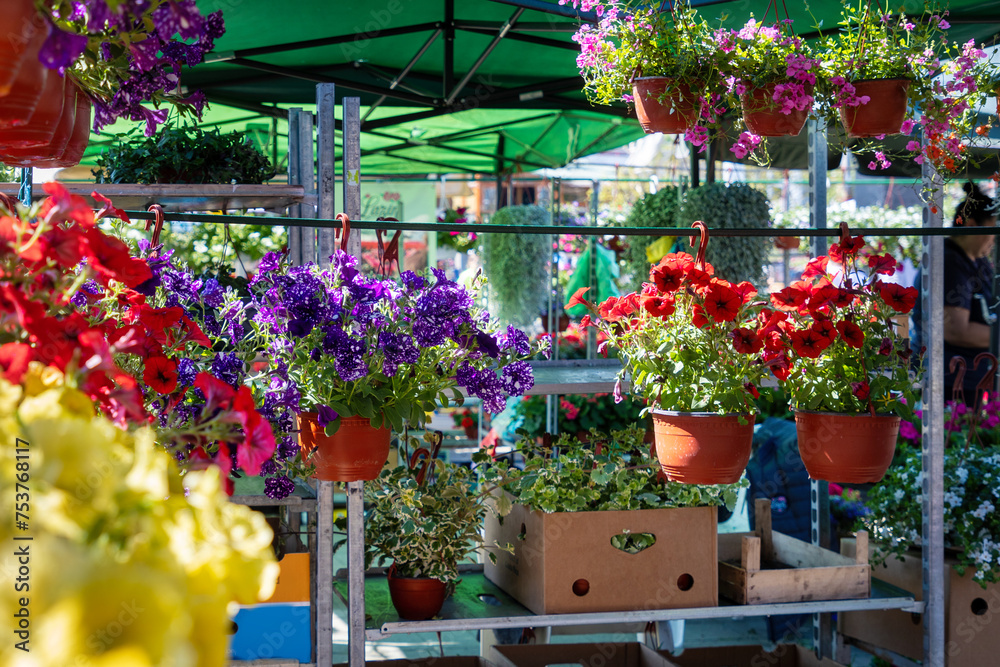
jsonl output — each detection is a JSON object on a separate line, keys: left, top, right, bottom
{"left": 41, "top": 0, "right": 225, "bottom": 134}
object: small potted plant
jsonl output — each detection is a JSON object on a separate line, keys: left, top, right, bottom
{"left": 563, "top": 0, "right": 726, "bottom": 144}
{"left": 436, "top": 206, "right": 478, "bottom": 253}
{"left": 356, "top": 457, "right": 509, "bottom": 620}
{"left": 452, "top": 406, "right": 479, "bottom": 440}
{"left": 248, "top": 250, "right": 545, "bottom": 482}
{"left": 716, "top": 15, "right": 819, "bottom": 150}
{"left": 768, "top": 225, "right": 920, "bottom": 483}
{"left": 570, "top": 223, "right": 772, "bottom": 484}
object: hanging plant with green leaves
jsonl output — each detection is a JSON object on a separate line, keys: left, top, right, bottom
{"left": 678, "top": 182, "right": 772, "bottom": 287}
{"left": 482, "top": 205, "right": 551, "bottom": 328}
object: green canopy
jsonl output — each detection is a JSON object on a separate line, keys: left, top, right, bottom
{"left": 81, "top": 0, "right": 1000, "bottom": 175}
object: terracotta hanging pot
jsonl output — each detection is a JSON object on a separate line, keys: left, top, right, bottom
{"left": 632, "top": 77, "right": 702, "bottom": 135}
{"left": 463, "top": 423, "right": 478, "bottom": 440}
{"left": 0, "top": 72, "right": 66, "bottom": 150}
{"left": 0, "top": 18, "right": 48, "bottom": 128}
{"left": 839, "top": 78, "right": 911, "bottom": 138}
{"left": 741, "top": 82, "right": 812, "bottom": 137}
{"left": 651, "top": 410, "right": 755, "bottom": 484}
{"left": 774, "top": 236, "right": 800, "bottom": 251}
{"left": 0, "top": 80, "right": 77, "bottom": 165}
{"left": 297, "top": 412, "right": 391, "bottom": 482}
{"left": 794, "top": 410, "right": 900, "bottom": 483}
{"left": 386, "top": 565, "right": 447, "bottom": 621}
{"left": 0, "top": 1, "right": 44, "bottom": 97}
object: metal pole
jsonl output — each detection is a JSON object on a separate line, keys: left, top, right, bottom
{"left": 18, "top": 168, "right": 31, "bottom": 207}
{"left": 343, "top": 97, "right": 363, "bottom": 258}
{"left": 316, "top": 480, "right": 335, "bottom": 667}
{"left": 317, "top": 83, "right": 337, "bottom": 266}
{"left": 586, "top": 180, "right": 599, "bottom": 360}
{"left": 298, "top": 111, "right": 318, "bottom": 264}
{"left": 921, "top": 151, "right": 946, "bottom": 667}
{"left": 287, "top": 109, "right": 304, "bottom": 265}
{"left": 347, "top": 481, "right": 367, "bottom": 666}
{"left": 807, "top": 119, "right": 828, "bottom": 258}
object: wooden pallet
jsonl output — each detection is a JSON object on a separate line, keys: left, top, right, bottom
{"left": 718, "top": 499, "right": 870, "bottom": 605}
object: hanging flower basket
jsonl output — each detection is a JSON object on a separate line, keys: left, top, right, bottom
{"left": 839, "top": 78, "right": 911, "bottom": 138}
{"left": 0, "top": 1, "right": 43, "bottom": 98}
{"left": 795, "top": 410, "right": 900, "bottom": 483}
{"left": 741, "top": 82, "right": 812, "bottom": 137}
{"left": 0, "top": 73, "right": 67, "bottom": 151}
{"left": 297, "top": 412, "right": 391, "bottom": 482}
{"left": 651, "top": 410, "right": 755, "bottom": 484}
{"left": 387, "top": 565, "right": 447, "bottom": 620}
{"left": 632, "top": 77, "right": 702, "bottom": 135}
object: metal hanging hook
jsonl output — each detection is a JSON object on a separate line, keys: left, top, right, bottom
{"left": 336, "top": 212, "right": 352, "bottom": 251}
{"left": 839, "top": 221, "right": 852, "bottom": 247}
{"left": 950, "top": 355, "right": 967, "bottom": 407}
{"left": 375, "top": 217, "right": 402, "bottom": 277}
{"left": 973, "top": 352, "right": 997, "bottom": 414}
{"left": 689, "top": 220, "right": 709, "bottom": 268}
{"left": 146, "top": 204, "right": 165, "bottom": 254}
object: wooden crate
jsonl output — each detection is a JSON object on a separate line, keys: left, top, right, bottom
{"left": 718, "top": 499, "right": 870, "bottom": 605}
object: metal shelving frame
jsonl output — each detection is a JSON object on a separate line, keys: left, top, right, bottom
{"left": 109, "top": 83, "right": 954, "bottom": 667}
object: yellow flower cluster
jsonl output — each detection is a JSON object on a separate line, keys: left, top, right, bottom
{"left": 0, "top": 364, "right": 278, "bottom": 667}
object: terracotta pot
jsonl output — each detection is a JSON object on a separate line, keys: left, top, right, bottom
{"left": 0, "top": 80, "right": 76, "bottom": 164}
{"left": 541, "top": 313, "right": 571, "bottom": 333}
{"left": 651, "top": 410, "right": 755, "bottom": 484}
{"left": 297, "top": 412, "right": 391, "bottom": 482}
{"left": 774, "top": 236, "right": 800, "bottom": 251}
{"left": 794, "top": 410, "right": 900, "bottom": 483}
{"left": 839, "top": 78, "right": 911, "bottom": 138}
{"left": 0, "top": 17, "right": 47, "bottom": 128}
{"left": 463, "top": 423, "right": 478, "bottom": 440}
{"left": 387, "top": 566, "right": 447, "bottom": 620}
{"left": 741, "top": 82, "right": 812, "bottom": 137}
{"left": 632, "top": 77, "right": 702, "bottom": 135}
{"left": 0, "top": 0, "right": 43, "bottom": 97}
{"left": 0, "top": 73, "right": 67, "bottom": 152}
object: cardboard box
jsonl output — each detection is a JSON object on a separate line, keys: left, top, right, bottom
{"left": 839, "top": 540, "right": 1000, "bottom": 666}
{"left": 335, "top": 659, "right": 492, "bottom": 667}
{"left": 491, "top": 642, "right": 678, "bottom": 667}
{"left": 262, "top": 552, "right": 310, "bottom": 604}
{"left": 660, "top": 645, "right": 845, "bottom": 667}
{"left": 718, "top": 500, "right": 870, "bottom": 605}
{"left": 484, "top": 503, "right": 717, "bottom": 615}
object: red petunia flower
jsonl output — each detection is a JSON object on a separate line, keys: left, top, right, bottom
{"left": 790, "top": 328, "right": 831, "bottom": 358}
{"left": 0, "top": 343, "right": 32, "bottom": 384}
{"left": 812, "top": 320, "right": 838, "bottom": 345}
{"left": 143, "top": 356, "right": 178, "bottom": 394}
{"left": 851, "top": 381, "right": 871, "bottom": 401}
{"left": 733, "top": 281, "right": 758, "bottom": 304}
{"left": 801, "top": 256, "right": 830, "bottom": 280}
{"left": 598, "top": 296, "right": 623, "bottom": 322}
{"left": 867, "top": 253, "right": 899, "bottom": 276}
{"left": 771, "top": 284, "right": 809, "bottom": 310}
{"left": 141, "top": 305, "right": 184, "bottom": 342}
{"left": 641, "top": 294, "right": 675, "bottom": 318}
{"left": 233, "top": 386, "right": 277, "bottom": 476}
{"left": 878, "top": 283, "right": 918, "bottom": 313}
{"left": 39, "top": 182, "right": 96, "bottom": 228}
{"left": 732, "top": 327, "right": 764, "bottom": 354}
{"left": 764, "top": 350, "right": 793, "bottom": 381}
{"left": 829, "top": 235, "right": 865, "bottom": 263}
{"left": 878, "top": 337, "right": 893, "bottom": 356}
{"left": 687, "top": 265, "right": 715, "bottom": 289}
{"left": 704, "top": 282, "right": 741, "bottom": 322}
{"left": 691, "top": 303, "right": 709, "bottom": 329}
{"left": 181, "top": 315, "right": 212, "bottom": 347}
{"left": 83, "top": 227, "right": 153, "bottom": 288}
{"left": 194, "top": 372, "right": 237, "bottom": 412}
{"left": 744, "top": 382, "right": 760, "bottom": 399}
{"left": 566, "top": 286, "right": 592, "bottom": 309}
{"left": 92, "top": 191, "right": 131, "bottom": 223}
{"left": 650, "top": 257, "right": 689, "bottom": 293}
{"left": 837, "top": 320, "right": 865, "bottom": 349}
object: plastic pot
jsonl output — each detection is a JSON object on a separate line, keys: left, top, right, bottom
{"left": 741, "top": 82, "right": 812, "bottom": 137}
{"left": 387, "top": 566, "right": 447, "bottom": 620}
{"left": 651, "top": 410, "right": 755, "bottom": 484}
{"left": 632, "top": 77, "right": 702, "bottom": 135}
{"left": 795, "top": 410, "right": 900, "bottom": 483}
{"left": 839, "top": 78, "right": 911, "bottom": 138}
{"left": 297, "top": 412, "right": 391, "bottom": 482}
{"left": 0, "top": 0, "right": 44, "bottom": 97}
{"left": 0, "top": 16, "right": 48, "bottom": 128}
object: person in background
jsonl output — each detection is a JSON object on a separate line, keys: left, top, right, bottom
{"left": 913, "top": 182, "right": 997, "bottom": 403}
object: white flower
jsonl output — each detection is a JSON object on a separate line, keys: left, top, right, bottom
{"left": 944, "top": 491, "right": 963, "bottom": 508}
{"left": 956, "top": 467, "right": 969, "bottom": 483}
{"left": 894, "top": 489, "right": 905, "bottom": 502}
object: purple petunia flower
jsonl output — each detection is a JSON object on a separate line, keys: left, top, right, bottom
{"left": 264, "top": 476, "right": 296, "bottom": 500}
{"left": 201, "top": 278, "right": 224, "bottom": 308}
{"left": 176, "top": 358, "right": 198, "bottom": 387}
{"left": 317, "top": 405, "right": 339, "bottom": 427}
{"left": 39, "top": 26, "right": 89, "bottom": 71}
{"left": 400, "top": 270, "right": 426, "bottom": 291}
{"left": 500, "top": 325, "right": 530, "bottom": 355}
{"left": 501, "top": 361, "right": 534, "bottom": 396}
{"left": 212, "top": 352, "right": 244, "bottom": 388}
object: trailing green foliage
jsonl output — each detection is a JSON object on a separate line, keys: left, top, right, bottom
{"left": 486, "top": 425, "right": 745, "bottom": 514}
{"left": 482, "top": 205, "right": 551, "bottom": 328}
{"left": 618, "top": 186, "right": 681, "bottom": 293}
{"left": 678, "top": 182, "right": 772, "bottom": 287}
{"left": 93, "top": 124, "right": 276, "bottom": 185}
